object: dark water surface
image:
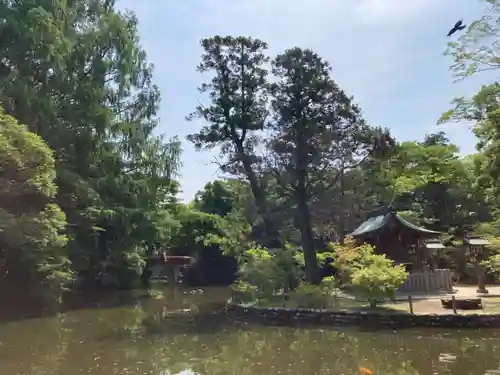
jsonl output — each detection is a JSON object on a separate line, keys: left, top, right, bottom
{"left": 1, "top": 287, "right": 500, "bottom": 375}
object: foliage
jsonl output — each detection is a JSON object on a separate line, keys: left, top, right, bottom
{"left": 237, "top": 247, "right": 280, "bottom": 299}
{"left": 187, "top": 36, "right": 279, "bottom": 246}
{"left": 328, "top": 241, "right": 375, "bottom": 283}
{"left": 230, "top": 280, "right": 258, "bottom": 304}
{"left": 0, "top": 0, "right": 184, "bottom": 295}
{"left": 192, "top": 180, "right": 236, "bottom": 216}
{"left": 4, "top": 0, "right": 500, "bottom": 305}
{"left": 479, "top": 237, "right": 500, "bottom": 278}
{"left": 444, "top": 0, "right": 500, "bottom": 81}
{"left": 169, "top": 206, "right": 221, "bottom": 258}
{"left": 327, "top": 241, "right": 408, "bottom": 307}
{"left": 391, "top": 137, "right": 483, "bottom": 233}
{"left": 285, "top": 277, "right": 339, "bottom": 309}
{"left": 234, "top": 245, "right": 302, "bottom": 300}
{"left": 351, "top": 256, "right": 408, "bottom": 308}
{"left": 0, "top": 110, "right": 72, "bottom": 300}
{"left": 290, "top": 283, "right": 329, "bottom": 309}
{"left": 439, "top": 1, "right": 500, "bottom": 228}
{"left": 204, "top": 210, "right": 255, "bottom": 259}
{"left": 265, "top": 47, "right": 389, "bottom": 283}
{"left": 483, "top": 254, "right": 500, "bottom": 278}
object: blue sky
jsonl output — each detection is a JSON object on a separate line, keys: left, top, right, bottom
{"left": 118, "top": 0, "right": 496, "bottom": 201}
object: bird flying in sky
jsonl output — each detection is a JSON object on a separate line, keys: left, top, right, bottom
{"left": 447, "top": 20, "right": 466, "bottom": 37}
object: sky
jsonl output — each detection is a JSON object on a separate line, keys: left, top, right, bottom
{"left": 117, "top": 0, "right": 497, "bottom": 202}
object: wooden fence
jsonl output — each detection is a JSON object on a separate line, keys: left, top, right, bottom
{"left": 399, "top": 269, "right": 453, "bottom": 294}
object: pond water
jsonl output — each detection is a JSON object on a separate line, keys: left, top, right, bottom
{"left": 1, "top": 287, "right": 500, "bottom": 375}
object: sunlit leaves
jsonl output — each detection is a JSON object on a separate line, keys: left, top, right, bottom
{"left": 0, "top": 110, "right": 72, "bottom": 299}
{"left": 444, "top": 1, "right": 500, "bottom": 81}
{"left": 0, "top": 0, "right": 182, "bottom": 291}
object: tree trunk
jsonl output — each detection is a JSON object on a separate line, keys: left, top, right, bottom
{"left": 338, "top": 162, "right": 345, "bottom": 244}
{"left": 295, "top": 176, "right": 320, "bottom": 284}
{"left": 238, "top": 150, "right": 281, "bottom": 248}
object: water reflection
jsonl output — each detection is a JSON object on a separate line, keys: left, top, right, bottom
{"left": 0, "top": 287, "right": 499, "bottom": 374}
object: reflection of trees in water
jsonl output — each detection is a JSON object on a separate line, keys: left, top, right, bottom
{"left": 436, "top": 335, "right": 500, "bottom": 375}
{"left": 0, "top": 314, "right": 72, "bottom": 375}
{"left": 3, "top": 290, "right": 500, "bottom": 375}
{"left": 142, "top": 325, "right": 500, "bottom": 375}
{"left": 182, "top": 329, "right": 500, "bottom": 374}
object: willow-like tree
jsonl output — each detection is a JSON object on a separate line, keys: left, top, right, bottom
{"left": 267, "top": 48, "right": 381, "bottom": 283}
{"left": 0, "top": 0, "right": 181, "bottom": 289}
{"left": 187, "top": 36, "right": 279, "bottom": 246}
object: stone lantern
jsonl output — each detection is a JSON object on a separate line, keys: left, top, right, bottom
{"left": 423, "top": 239, "right": 446, "bottom": 270}
{"left": 463, "top": 234, "right": 491, "bottom": 294}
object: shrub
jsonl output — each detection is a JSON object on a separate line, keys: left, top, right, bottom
{"left": 230, "top": 280, "right": 258, "bottom": 304}
{"left": 320, "top": 276, "right": 337, "bottom": 290}
{"left": 235, "top": 245, "right": 302, "bottom": 301}
{"left": 328, "top": 242, "right": 375, "bottom": 284}
{"left": 290, "top": 283, "right": 329, "bottom": 309}
{"left": 351, "top": 255, "right": 408, "bottom": 308}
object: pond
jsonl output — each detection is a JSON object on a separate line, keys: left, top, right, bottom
{"left": 1, "top": 286, "right": 500, "bottom": 375}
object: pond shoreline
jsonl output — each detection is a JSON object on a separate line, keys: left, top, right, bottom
{"left": 226, "top": 301, "right": 500, "bottom": 329}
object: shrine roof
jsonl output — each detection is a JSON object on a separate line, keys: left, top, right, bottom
{"left": 348, "top": 210, "right": 440, "bottom": 237}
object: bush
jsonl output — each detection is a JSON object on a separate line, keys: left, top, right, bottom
{"left": 288, "top": 277, "right": 339, "bottom": 309}
{"left": 230, "top": 280, "right": 258, "bottom": 304}
{"left": 351, "top": 255, "right": 408, "bottom": 308}
{"left": 236, "top": 245, "right": 302, "bottom": 301}
{"left": 482, "top": 238, "right": 500, "bottom": 280}
{"left": 328, "top": 242, "right": 375, "bottom": 284}
{"left": 290, "top": 283, "right": 329, "bottom": 309}
{"left": 328, "top": 241, "right": 408, "bottom": 308}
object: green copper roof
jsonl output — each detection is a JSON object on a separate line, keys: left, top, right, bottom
{"left": 348, "top": 212, "right": 440, "bottom": 237}
{"left": 348, "top": 215, "right": 389, "bottom": 237}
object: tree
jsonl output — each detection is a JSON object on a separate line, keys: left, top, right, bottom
{"left": 440, "top": 1, "right": 500, "bottom": 193}
{"left": 444, "top": 0, "right": 500, "bottom": 81}
{"left": 0, "top": 0, "right": 181, "bottom": 290}
{"left": 266, "top": 47, "right": 382, "bottom": 283}
{"left": 234, "top": 245, "right": 302, "bottom": 301}
{"left": 169, "top": 207, "right": 221, "bottom": 257}
{"left": 187, "top": 36, "right": 280, "bottom": 246}
{"left": 389, "top": 135, "right": 480, "bottom": 232}
{"left": 439, "top": 1, "right": 500, "bottom": 234}
{"left": 0, "top": 109, "right": 71, "bottom": 301}
{"left": 329, "top": 242, "right": 407, "bottom": 308}
{"left": 193, "top": 180, "right": 236, "bottom": 216}
{"left": 351, "top": 255, "right": 408, "bottom": 309}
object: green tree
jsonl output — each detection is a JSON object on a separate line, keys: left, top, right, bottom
{"left": 0, "top": 110, "right": 71, "bottom": 300}
{"left": 439, "top": 1, "right": 500, "bottom": 234}
{"left": 0, "top": 0, "right": 182, "bottom": 290}
{"left": 266, "top": 48, "right": 380, "bottom": 283}
{"left": 193, "top": 180, "right": 236, "bottom": 216}
{"left": 389, "top": 135, "right": 481, "bottom": 233}
{"left": 329, "top": 242, "right": 407, "bottom": 308}
{"left": 439, "top": 0, "right": 500, "bottom": 192}
{"left": 351, "top": 254, "right": 408, "bottom": 308}
{"left": 444, "top": 0, "right": 500, "bottom": 81}
{"left": 187, "top": 36, "right": 280, "bottom": 246}
{"left": 169, "top": 206, "right": 221, "bottom": 258}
